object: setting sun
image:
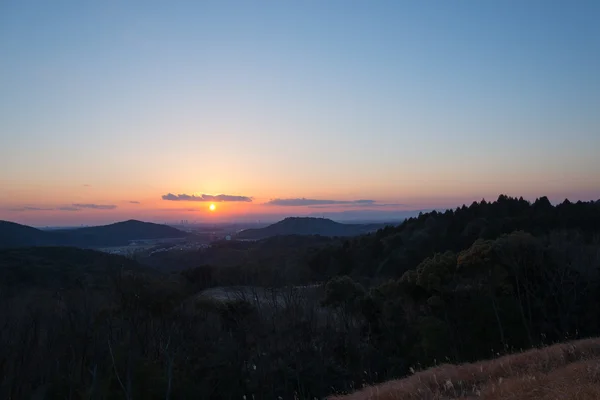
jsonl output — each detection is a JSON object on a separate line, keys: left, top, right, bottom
{"left": 209, "top": 203, "right": 216, "bottom": 211}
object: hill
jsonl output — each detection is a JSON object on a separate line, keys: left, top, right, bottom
{"left": 0, "top": 246, "right": 149, "bottom": 294}
{"left": 331, "top": 337, "right": 600, "bottom": 399}
{"left": 0, "top": 220, "right": 53, "bottom": 248}
{"left": 50, "top": 219, "right": 188, "bottom": 247}
{"left": 236, "top": 217, "right": 390, "bottom": 239}
{"left": 308, "top": 195, "right": 600, "bottom": 279}
{"left": 0, "top": 219, "right": 188, "bottom": 249}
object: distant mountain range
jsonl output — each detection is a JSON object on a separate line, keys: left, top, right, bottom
{"left": 307, "top": 209, "right": 424, "bottom": 222}
{"left": 235, "top": 217, "right": 394, "bottom": 240}
{"left": 0, "top": 219, "right": 188, "bottom": 249}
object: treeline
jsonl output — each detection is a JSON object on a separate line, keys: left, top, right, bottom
{"left": 308, "top": 195, "right": 600, "bottom": 279}
{"left": 1, "top": 195, "right": 600, "bottom": 399}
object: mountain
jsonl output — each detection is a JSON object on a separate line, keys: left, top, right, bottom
{"left": 0, "top": 220, "right": 53, "bottom": 248}
{"left": 235, "top": 217, "right": 391, "bottom": 240}
{"left": 50, "top": 219, "right": 188, "bottom": 247}
{"left": 307, "top": 209, "right": 422, "bottom": 222}
{"left": 0, "top": 219, "right": 188, "bottom": 249}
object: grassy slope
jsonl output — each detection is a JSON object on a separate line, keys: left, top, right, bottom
{"left": 330, "top": 338, "right": 600, "bottom": 400}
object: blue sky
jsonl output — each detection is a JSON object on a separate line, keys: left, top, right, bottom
{"left": 1, "top": 0, "right": 599, "bottom": 225}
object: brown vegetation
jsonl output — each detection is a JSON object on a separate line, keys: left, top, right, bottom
{"left": 330, "top": 338, "right": 600, "bottom": 400}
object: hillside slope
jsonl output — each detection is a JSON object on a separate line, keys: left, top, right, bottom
{"left": 51, "top": 219, "right": 188, "bottom": 247}
{"left": 0, "top": 246, "right": 148, "bottom": 291}
{"left": 331, "top": 338, "right": 600, "bottom": 400}
{"left": 236, "top": 217, "right": 388, "bottom": 239}
{"left": 308, "top": 195, "right": 600, "bottom": 278}
{"left": 0, "top": 220, "right": 53, "bottom": 248}
{"left": 0, "top": 219, "right": 187, "bottom": 249}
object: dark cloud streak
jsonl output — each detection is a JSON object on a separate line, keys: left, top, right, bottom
{"left": 9, "top": 204, "right": 117, "bottom": 212}
{"left": 162, "top": 193, "right": 252, "bottom": 202}
{"left": 307, "top": 203, "right": 409, "bottom": 209}
{"left": 72, "top": 203, "right": 117, "bottom": 210}
{"left": 9, "top": 206, "right": 54, "bottom": 212}
{"left": 265, "top": 198, "right": 377, "bottom": 207}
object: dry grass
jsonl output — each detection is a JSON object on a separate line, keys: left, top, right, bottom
{"left": 329, "top": 338, "right": 600, "bottom": 400}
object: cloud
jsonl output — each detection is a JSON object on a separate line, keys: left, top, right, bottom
{"left": 7, "top": 204, "right": 118, "bottom": 212}
{"left": 307, "top": 202, "right": 409, "bottom": 209}
{"left": 9, "top": 206, "right": 54, "bottom": 212}
{"left": 157, "top": 208, "right": 202, "bottom": 212}
{"left": 58, "top": 206, "right": 81, "bottom": 211}
{"left": 83, "top": 184, "right": 91, "bottom": 187}
{"left": 161, "top": 193, "right": 252, "bottom": 202}
{"left": 265, "top": 198, "right": 377, "bottom": 207}
{"left": 72, "top": 203, "right": 117, "bottom": 210}
{"left": 129, "top": 201, "right": 141, "bottom": 204}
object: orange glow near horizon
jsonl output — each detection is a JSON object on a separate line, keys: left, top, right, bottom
{"left": 3, "top": 184, "right": 600, "bottom": 227}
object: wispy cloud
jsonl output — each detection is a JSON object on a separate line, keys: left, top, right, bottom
{"left": 83, "top": 184, "right": 91, "bottom": 187}
{"left": 307, "top": 202, "right": 409, "bottom": 209}
{"left": 265, "top": 198, "right": 377, "bottom": 206}
{"left": 8, "top": 203, "right": 117, "bottom": 212}
{"left": 9, "top": 206, "right": 54, "bottom": 212}
{"left": 57, "top": 206, "right": 80, "bottom": 211}
{"left": 162, "top": 193, "right": 252, "bottom": 202}
{"left": 129, "top": 201, "right": 141, "bottom": 204}
{"left": 72, "top": 203, "right": 117, "bottom": 210}
{"left": 157, "top": 208, "right": 203, "bottom": 212}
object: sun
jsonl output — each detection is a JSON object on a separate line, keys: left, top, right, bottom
{"left": 209, "top": 203, "right": 216, "bottom": 211}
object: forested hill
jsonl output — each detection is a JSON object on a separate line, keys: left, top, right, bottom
{"left": 0, "top": 220, "right": 51, "bottom": 248}
{"left": 308, "top": 195, "right": 600, "bottom": 279}
{"left": 0, "top": 219, "right": 188, "bottom": 249}
{"left": 308, "top": 195, "right": 600, "bottom": 397}
{"left": 50, "top": 219, "right": 188, "bottom": 247}
{"left": 236, "top": 216, "right": 388, "bottom": 239}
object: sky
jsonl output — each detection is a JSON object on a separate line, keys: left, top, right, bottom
{"left": 1, "top": 0, "right": 599, "bottom": 226}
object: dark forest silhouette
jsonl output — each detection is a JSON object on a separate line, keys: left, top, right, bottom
{"left": 1, "top": 195, "right": 600, "bottom": 398}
